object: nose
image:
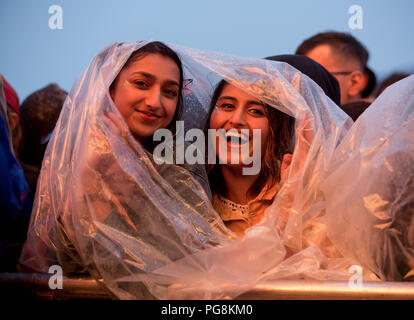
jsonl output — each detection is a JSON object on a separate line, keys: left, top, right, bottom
{"left": 145, "top": 87, "right": 162, "bottom": 109}
{"left": 229, "top": 107, "right": 247, "bottom": 127}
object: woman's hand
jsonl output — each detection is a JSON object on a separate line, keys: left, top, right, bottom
{"left": 101, "top": 111, "right": 128, "bottom": 139}
{"left": 280, "top": 153, "right": 293, "bottom": 186}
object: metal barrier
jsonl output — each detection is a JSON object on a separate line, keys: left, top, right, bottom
{"left": 0, "top": 273, "right": 113, "bottom": 300}
{"left": 237, "top": 279, "right": 414, "bottom": 300}
{"left": 1, "top": 273, "right": 414, "bottom": 299}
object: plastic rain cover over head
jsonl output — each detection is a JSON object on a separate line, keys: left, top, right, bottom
{"left": 20, "top": 41, "right": 364, "bottom": 299}
{"left": 323, "top": 75, "right": 414, "bottom": 282}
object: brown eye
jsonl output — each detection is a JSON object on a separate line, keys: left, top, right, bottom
{"left": 248, "top": 107, "right": 265, "bottom": 117}
{"left": 134, "top": 80, "right": 149, "bottom": 88}
{"left": 217, "top": 103, "right": 235, "bottom": 111}
{"left": 163, "top": 89, "right": 177, "bottom": 97}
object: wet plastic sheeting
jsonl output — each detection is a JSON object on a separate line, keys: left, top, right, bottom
{"left": 20, "top": 41, "right": 412, "bottom": 299}
{"left": 323, "top": 75, "right": 414, "bottom": 282}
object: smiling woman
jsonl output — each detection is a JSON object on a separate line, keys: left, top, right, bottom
{"left": 19, "top": 41, "right": 232, "bottom": 296}
{"left": 206, "top": 80, "right": 295, "bottom": 237}
{"left": 109, "top": 42, "right": 183, "bottom": 147}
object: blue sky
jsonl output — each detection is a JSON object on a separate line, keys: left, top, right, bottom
{"left": 1, "top": 0, "right": 413, "bottom": 101}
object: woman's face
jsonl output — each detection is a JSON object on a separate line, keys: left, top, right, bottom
{"left": 111, "top": 53, "right": 180, "bottom": 142}
{"left": 209, "top": 83, "right": 270, "bottom": 166}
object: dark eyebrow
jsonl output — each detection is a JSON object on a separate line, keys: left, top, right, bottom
{"left": 164, "top": 80, "right": 180, "bottom": 88}
{"left": 246, "top": 100, "right": 265, "bottom": 107}
{"left": 218, "top": 96, "right": 264, "bottom": 106}
{"left": 218, "top": 96, "right": 237, "bottom": 102}
{"left": 130, "top": 71, "right": 154, "bottom": 79}
{"left": 130, "top": 71, "right": 180, "bottom": 87}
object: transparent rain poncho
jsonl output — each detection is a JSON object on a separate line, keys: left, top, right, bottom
{"left": 20, "top": 40, "right": 373, "bottom": 299}
{"left": 323, "top": 75, "right": 414, "bottom": 282}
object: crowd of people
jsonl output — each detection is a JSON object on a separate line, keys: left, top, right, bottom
{"left": 0, "top": 31, "right": 412, "bottom": 299}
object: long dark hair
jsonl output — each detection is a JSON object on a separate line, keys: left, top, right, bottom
{"left": 205, "top": 80, "right": 295, "bottom": 198}
{"left": 110, "top": 41, "right": 184, "bottom": 151}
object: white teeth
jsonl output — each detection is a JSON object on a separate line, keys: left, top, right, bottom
{"left": 225, "top": 130, "right": 249, "bottom": 144}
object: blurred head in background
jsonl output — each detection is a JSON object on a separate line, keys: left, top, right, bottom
{"left": 19, "top": 83, "right": 67, "bottom": 169}
{"left": 1, "top": 75, "right": 21, "bottom": 155}
{"left": 296, "top": 31, "right": 376, "bottom": 105}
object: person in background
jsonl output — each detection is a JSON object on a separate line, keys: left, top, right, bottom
{"left": 296, "top": 31, "right": 376, "bottom": 121}
{"left": 1, "top": 75, "right": 22, "bottom": 156}
{"left": 265, "top": 55, "right": 341, "bottom": 106}
{"left": 0, "top": 76, "right": 32, "bottom": 272}
{"left": 376, "top": 72, "right": 411, "bottom": 97}
{"left": 18, "top": 84, "right": 67, "bottom": 199}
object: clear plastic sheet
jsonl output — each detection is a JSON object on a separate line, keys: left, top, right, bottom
{"left": 20, "top": 41, "right": 370, "bottom": 299}
{"left": 323, "top": 75, "right": 414, "bottom": 281}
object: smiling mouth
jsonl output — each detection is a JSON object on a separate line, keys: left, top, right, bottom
{"left": 225, "top": 130, "right": 250, "bottom": 145}
{"left": 137, "top": 110, "right": 161, "bottom": 119}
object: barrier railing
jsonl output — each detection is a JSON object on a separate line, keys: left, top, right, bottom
{"left": 1, "top": 273, "right": 414, "bottom": 300}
